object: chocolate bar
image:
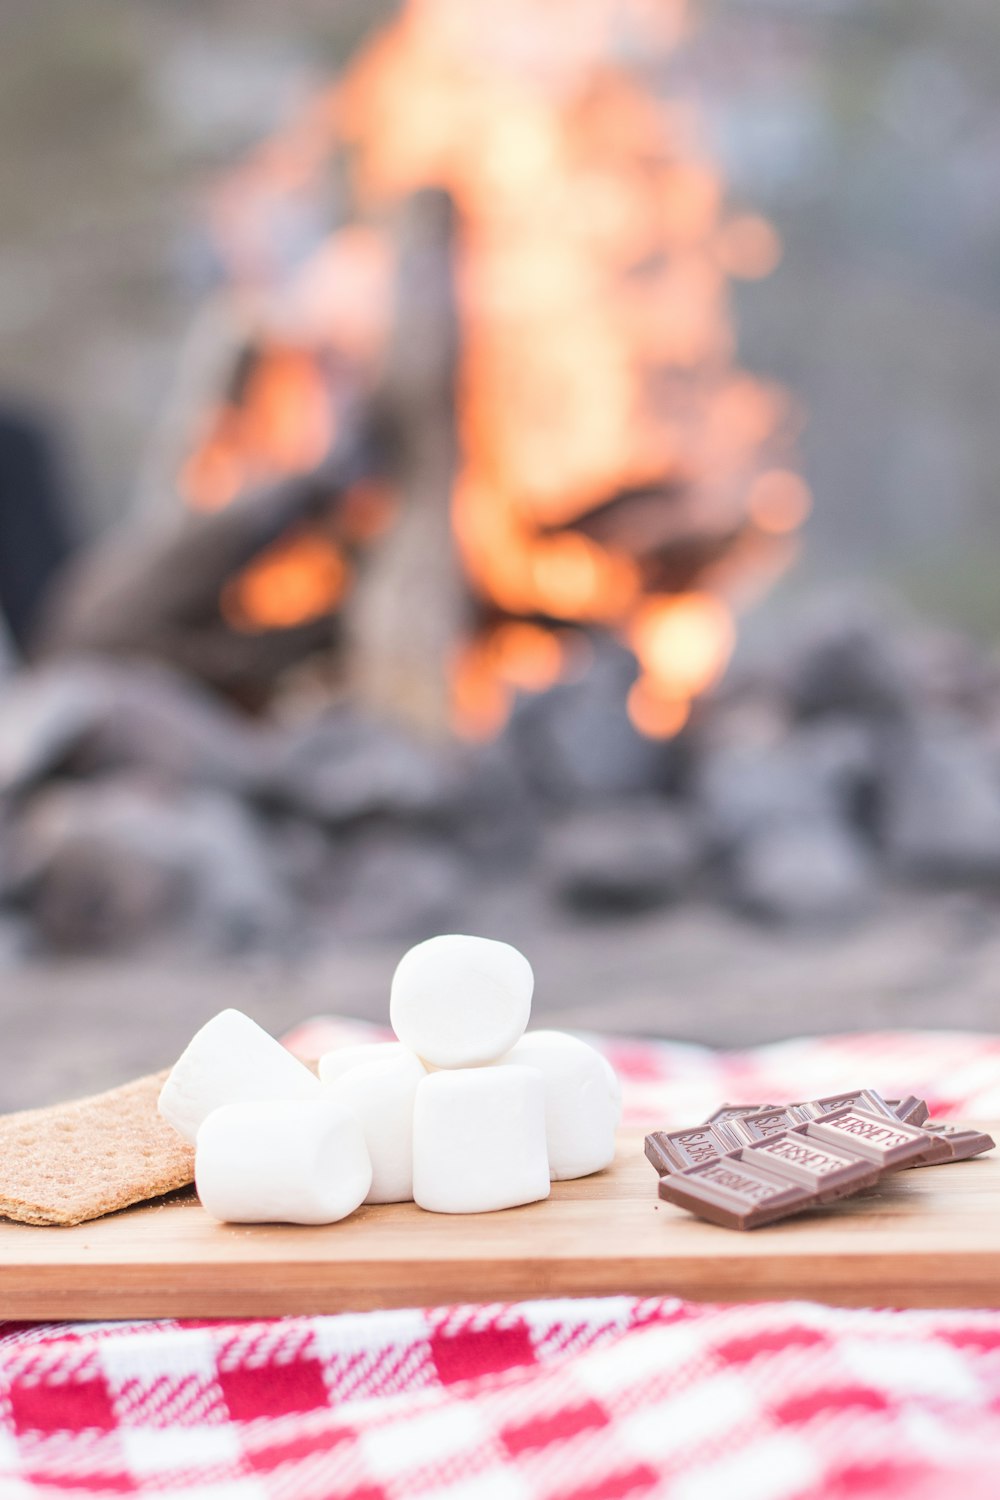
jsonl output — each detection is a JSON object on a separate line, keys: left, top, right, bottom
{"left": 655, "top": 1116, "right": 917, "bottom": 1231}
{"left": 657, "top": 1118, "right": 884, "bottom": 1228}
{"left": 648, "top": 1085, "right": 996, "bottom": 1230}
{"left": 652, "top": 1096, "right": 922, "bottom": 1175}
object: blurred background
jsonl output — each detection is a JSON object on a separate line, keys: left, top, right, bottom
{"left": 2, "top": 0, "right": 1000, "bottom": 1107}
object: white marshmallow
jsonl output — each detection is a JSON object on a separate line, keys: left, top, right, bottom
{"left": 321, "top": 1049, "right": 426, "bottom": 1203}
{"left": 412, "top": 1065, "right": 549, "bottom": 1213}
{"left": 195, "top": 1097, "right": 371, "bottom": 1225}
{"left": 159, "top": 1008, "right": 320, "bottom": 1144}
{"left": 318, "top": 1041, "right": 408, "bottom": 1086}
{"left": 497, "top": 1031, "right": 621, "bottom": 1180}
{"left": 390, "top": 934, "right": 533, "bottom": 1069}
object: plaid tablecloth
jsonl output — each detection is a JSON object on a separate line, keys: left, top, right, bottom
{"left": 3, "top": 1023, "right": 1000, "bottom": 1500}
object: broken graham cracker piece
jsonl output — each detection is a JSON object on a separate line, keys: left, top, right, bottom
{"left": 0, "top": 1070, "right": 194, "bottom": 1227}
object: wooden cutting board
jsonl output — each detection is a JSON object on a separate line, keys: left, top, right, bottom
{"left": 0, "top": 1126, "right": 997, "bottom": 1319}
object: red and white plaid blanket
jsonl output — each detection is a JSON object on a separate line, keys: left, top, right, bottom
{"left": 3, "top": 1024, "right": 1000, "bottom": 1500}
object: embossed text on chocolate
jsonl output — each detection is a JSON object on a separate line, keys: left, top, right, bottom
{"left": 700, "top": 1163, "right": 777, "bottom": 1203}
{"left": 759, "top": 1139, "right": 843, "bottom": 1171}
{"left": 676, "top": 1129, "right": 723, "bottom": 1164}
{"left": 829, "top": 1115, "right": 908, "bottom": 1146}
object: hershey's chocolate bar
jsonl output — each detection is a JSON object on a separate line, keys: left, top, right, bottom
{"left": 652, "top": 1089, "right": 993, "bottom": 1230}
{"left": 658, "top": 1156, "right": 816, "bottom": 1230}
{"left": 652, "top": 1094, "right": 921, "bottom": 1175}
{"left": 657, "top": 1122, "right": 881, "bottom": 1228}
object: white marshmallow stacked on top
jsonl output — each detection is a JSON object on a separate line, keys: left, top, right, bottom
{"left": 158, "top": 934, "right": 622, "bottom": 1224}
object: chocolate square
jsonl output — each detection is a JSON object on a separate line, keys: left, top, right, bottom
{"left": 910, "top": 1121, "right": 995, "bottom": 1166}
{"left": 727, "top": 1107, "right": 812, "bottom": 1147}
{"left": 890, "top": 1095, "right": 930, "bottom": 1126}
{"left": 658, "top": 1157, "right": 815, "bottom": 1229}
{"left": 739, "top": 1133, "right": 879, "bottom": 1202}
{"left": 801, "top": 1108, "right": 934, "bottom": 1170}
{"left": 789, "top": 1089, "right": 897, "bottom": 1122}
{"left": 644, "top": 1122, "right": 739, "bottom": 1175}
{"left": 702, "top": 1103, "right": 773, "bottom": 1125}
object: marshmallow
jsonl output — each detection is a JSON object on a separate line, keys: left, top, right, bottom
{"left": 195, "top": 1098, "right": 371, "bottom": 1224}
{"left": 318, "top": 1041, "right": 408, "bottom": 1086}
{"left": 159, "top": 1009, "right": 320, "bottom": 1144}
{"left": 321, "top": 1049, "right": 426, "bottom": 1203}
{"left": 497, "top": 1031, "right": 621, "bottom": 1180}
{"left": 390, "top": 934, "right": 533, "bottom": 1068}
{"left": 412, "top": 1065, "right": 549, "bottom": 1213}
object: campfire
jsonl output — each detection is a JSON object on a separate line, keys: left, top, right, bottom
{"left": 176, "top": 0, "right": 807, "bottom": 740}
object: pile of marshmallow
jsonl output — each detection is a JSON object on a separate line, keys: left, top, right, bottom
{"left": 157, "top": 934, "right": 622, "bottom": 1222}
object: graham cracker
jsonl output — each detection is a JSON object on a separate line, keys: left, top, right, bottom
{"left": 0, "top": 1070, "right": 195, "bottom": 1227}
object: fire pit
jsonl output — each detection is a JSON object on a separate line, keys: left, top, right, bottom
{"left": 1, "top": 0, "right": 1000, "bottom": 1051}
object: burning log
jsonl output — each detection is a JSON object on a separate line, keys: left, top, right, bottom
{"left": 347, "top": 187, "right": 468, "bottom": 741}
{"left": 552, "top": 483, "right": 749, "bottom": 595}
{"left": 37, "top": 187, "right": 466, "bottom": 738}
{"left": 35, "top": 455, "right": 360, "bottom": 706}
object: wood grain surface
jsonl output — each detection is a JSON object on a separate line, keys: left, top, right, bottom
{"left": 0, "top": 1127, "right": 997, "bottom": 1319}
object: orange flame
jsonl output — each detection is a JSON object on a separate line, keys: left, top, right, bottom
{"left": 626, "top": 680, "right": 692, "bottom": 740}
{"left": 221, "top": 532, "right": 348, "bottom": 632}
{"left": 627, "top": 591, "right": 736, "bottom": 734}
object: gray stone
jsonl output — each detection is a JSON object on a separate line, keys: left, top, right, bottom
{"left": 503, "top": 636, "right": 672, "bottom": 802}
{"left": 0, "top": 659, "right": 112, "bottom": 794}
{"left": 324, "top": 829, "right": 468, "bottom": 940}
{"left": 726, "top": 816, "right": 877, "bottom": 926}
{"left": 546, "top": 801, "right": 704, "bottom": 914}
{"left": 0, "top": 658, "right": 272, "bottom": 797}
{"left": 906, "top": 628, "right": 1000, "bottom": 719}
{"left": 783, "top": 605, "right": 915, "bottom": 723}
{"left": 452, "top": 740, "right": 539, "bottom": 865}
{"left": 0, "top": 913, "right": 35, "bottom": 968}
{"left": 264, "top": 708, "right": 459, "bottom": 826}
{"left": 266, "top": 815, "right": 339, "bottom": 906}
{"left": 880, "top": 718, "right": 1000, "bottom": 883}
{"left": 70, "top": 661, "right": 274, "bottom": 791}
{"left": 693, "top": 712, "right": 880, "bottom": 924}
{"left": 8, "top": 778, "right": 287, "bottom": 953}
{"left": 695, "top": 720, "right": 876, "bottom": 853}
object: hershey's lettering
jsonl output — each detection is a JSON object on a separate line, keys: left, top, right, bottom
{"left": 700, "top": 1164, "right": 778, "bottom": 1203}
{"left": 761, "top": 1140, "right": 842, "bottom": 1171}
{"left": 830, "top": 1116, "right": 906, "bottom": 1146}
{"left": 676, "top": 1131, "right": 721, "bottom": 1163}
